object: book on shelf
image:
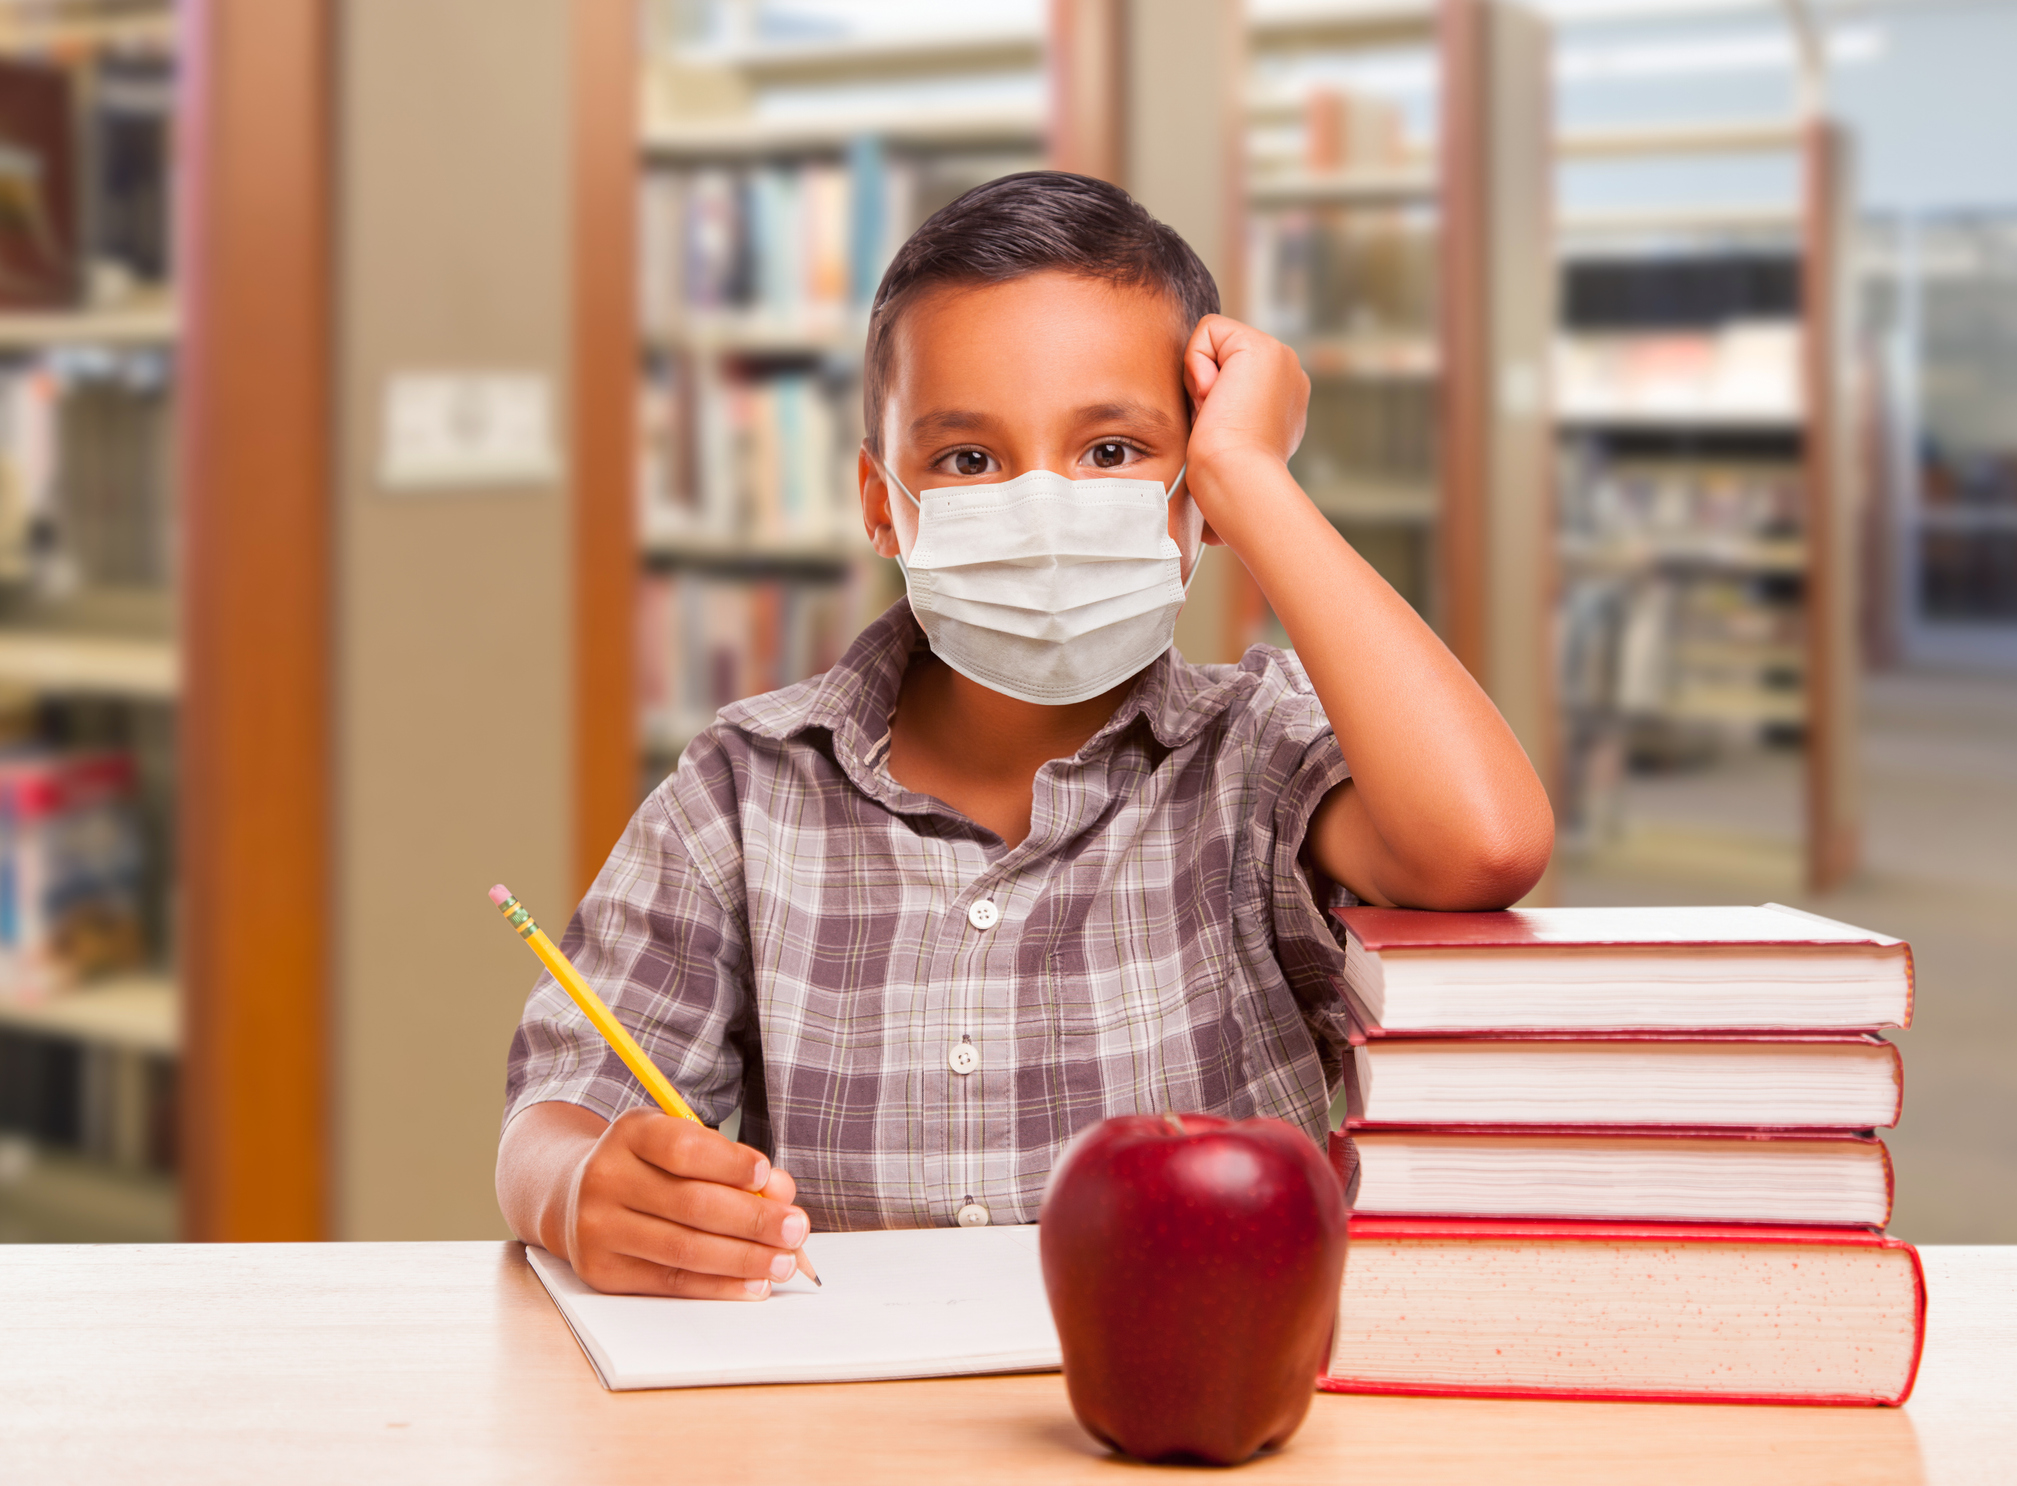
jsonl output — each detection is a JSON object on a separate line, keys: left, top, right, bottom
{"left": 1556, "top": 434, "right": 1816, "bottom": 823}
{"left": 53, "top": 354, "right": 175, "bottom": 586}
{"left": 1334, "top": 904, "right": 1913, "bottom": 1034}
{"left": 1322, "top": 1216, "right": 1923, "bottom": 1405}
{"left": 638, "top": 359, "right": 845, "bottom": 542}
{"left": 1555, "top": 323, "right": 1802, "bottom": 425}
{"left": 0, "top": 747, "right": 148, "bottom": 1002}
{"left": 0, "top": 57, "right": 78, "bottom": 309}
{"left": 86, "top": 48, "right": 176, "bottom": 294}
{"left": 0, "top": 361, "right": 57, "bottom": 582}
{"left": 638, "top": 568, "right": 862, "bottom": 749}
{"left": 1247, "top": 84, "right": 1429, "bottom": 346}
{"left": 639, "top": 145, "right": 917, "bottom": 339}
{"left": 0, "top": 1020, "right": 175, "bottom": 1174}
{"left": 1248, "top": 202, "right": 1436, "bottom": 346}
{"left": 1560, "top": 450, "right": 1805, "bottom": 557}
{"left": 0, "top": 350, "right": 174, "bottom": 590}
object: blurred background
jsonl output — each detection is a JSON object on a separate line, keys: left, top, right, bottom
{"left": 0, "top": 0, "right": 2008, "bottom": 1246}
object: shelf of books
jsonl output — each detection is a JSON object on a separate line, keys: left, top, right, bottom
{"left": 1552, "top": 115, "right": 1859, "bottom": 888}
{"left": 0, "top": 0, "right": 182, "bottom": 1240}
{"left": 1243, "top": 0, "right": 1556, "bottom": 820}
{"left": 632, "top": 6, "right": 1045, "bottom": 782}
{"left": 1247, "top": 8, "right": 1442, "bottom": 618}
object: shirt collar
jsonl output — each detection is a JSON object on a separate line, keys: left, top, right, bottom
{"left": 719, "top": 598, "right": 1256, "bottom": 771}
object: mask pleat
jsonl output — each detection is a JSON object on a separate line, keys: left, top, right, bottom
{"left": 884, "top": 462, "right": 1195, "bottom": 705}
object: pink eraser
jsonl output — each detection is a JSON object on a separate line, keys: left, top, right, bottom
{"left": 489, "top": 884, "right": 513, "bottom": 905}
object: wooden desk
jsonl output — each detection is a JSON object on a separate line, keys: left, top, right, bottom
{"left": 2, "top": 1243, "right": 2011, "bottom": 1483}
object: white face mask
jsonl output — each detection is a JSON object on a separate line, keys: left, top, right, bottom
{"left": 877, "top": 456, "right": 1196, "bottom": 706}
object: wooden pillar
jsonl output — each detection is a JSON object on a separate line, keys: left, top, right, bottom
{"left": 177, "top": 0, "right": 334, "bottom": 1242}
{"left": 1440, "top": 0, "right": 1558, "bottom": 801}
{"left": 572, "top": 0, "right": 639, "bottom": 893}
{"left": 1440, "top": 0, "right": 1492, "bottom": 685}
{"left": 1048, "top": 0, "right": 1125, "bottom": 185}
{"left": 1804, "top": 121, "right": 1860, "bottom": 892}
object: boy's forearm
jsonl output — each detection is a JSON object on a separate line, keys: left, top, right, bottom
{"left": 1191, "top": 450, "right": 1553, "bottom": 908}
{"left": 495, "top": 1101, "right": 606, "bottom": 1257}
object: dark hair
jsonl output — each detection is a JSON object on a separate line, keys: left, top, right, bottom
{"left": 862, "top": 170, "right": 1220, "bottom": 454}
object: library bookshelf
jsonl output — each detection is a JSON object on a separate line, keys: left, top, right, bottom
{"left": 0, "top": 0, "right": 187, "bottom": 1242}
{"left": 0, "top": 0, "right": 336, "bottom": 1244}
{"left": 1551, "top": 100, "right": 1859, "bottom": 891}
{"left": 1240, "top": 0, "right": 1557, "bottom": 825}
{"left": 629, "top": 8, "right": 1047, "bottom": 780}
{"left": 630, "top": 0, "right": 1558, "bottom": 844}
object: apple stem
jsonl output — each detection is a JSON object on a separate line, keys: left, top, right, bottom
{"left": 1162, "top": 1111, "right": 1185, "bottom": 1136}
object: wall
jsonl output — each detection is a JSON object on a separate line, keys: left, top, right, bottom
{"left": 335, "top": 0, "right": 575, "bottom": 1239}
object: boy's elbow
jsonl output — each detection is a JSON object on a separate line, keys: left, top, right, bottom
{"left": 1412, "top": 789, "right": 1553, "bottom": 911}
{"left": 1458, "top": 795, "right": 1556, "bottom": 909}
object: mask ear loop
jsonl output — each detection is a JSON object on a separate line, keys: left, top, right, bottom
{"left": 1166, "top": 463, "right": 1202, "bottom": 595}
{"left": 871, "top": 453, "right": 920, "bottom": 576}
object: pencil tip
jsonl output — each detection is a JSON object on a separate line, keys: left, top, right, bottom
{"left": 813, "top": 1274, "right": 823, "bottom": 1287}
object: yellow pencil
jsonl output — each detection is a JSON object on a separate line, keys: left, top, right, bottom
{"left": 490, "top": 883, "right": 819, "bottom": 1288}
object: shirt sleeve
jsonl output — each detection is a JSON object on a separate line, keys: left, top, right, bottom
{"left": 1234, "top": 646, "right": 1360, "bottom": 1093}
{"left": 501, "top": 776, "right": 753, "bottom": 1135}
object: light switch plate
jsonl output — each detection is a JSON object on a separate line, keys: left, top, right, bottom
{"left": 378, "top": 371, "right": 562, "bottom": 491}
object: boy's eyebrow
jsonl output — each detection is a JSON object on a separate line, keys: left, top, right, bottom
{"left": 908, "top": 401, "right": 1180, "bottom": 443}
{"left": 1071, "top": 400, "right": 1179, "bottom": 432}
{"left": 908, "top": 408, "right": 996, "bottom": 440}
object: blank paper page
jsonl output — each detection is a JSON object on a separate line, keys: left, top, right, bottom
{"left": 525, "top": 1225, "right": 1062, "bottom": 1390}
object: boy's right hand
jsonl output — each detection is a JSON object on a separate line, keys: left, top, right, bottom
{"left": 556, "top": 1107, "right": 809, "bottom": 1299}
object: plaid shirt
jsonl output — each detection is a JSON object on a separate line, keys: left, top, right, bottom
{"left": 504, "top": 600, "right": 1357, "bottom": 1232}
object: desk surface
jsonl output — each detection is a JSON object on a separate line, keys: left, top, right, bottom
{"left": 3, "top": 1242, "right": 2011, "bottom": 1484}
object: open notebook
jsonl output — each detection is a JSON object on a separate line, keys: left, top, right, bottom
{"left": 525, "top": 1225, "right": 1062, "bottom": 1390}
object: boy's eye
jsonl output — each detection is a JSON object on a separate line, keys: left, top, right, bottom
{"left": 1089, "top": 442, "right": 1130, "bottom": 469}
{"left": 952, "top": 450, "right": 990, "bottom": 476}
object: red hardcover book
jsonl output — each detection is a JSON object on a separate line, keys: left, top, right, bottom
{"left": 1332, "top": 903, "right": 1913, "bottom": 1034}
{"left": 1343, "top": 1031, "right": 1903, "bottom": 1131}
{"left": 1346, "top": 1125, "right": 1894, "bottom": 1228}
{"left": 1320, "top": 1215, "right": 1925, "bottom": 1406}
{"left": 0, "top": 58, "right": 77, "bottom": 308}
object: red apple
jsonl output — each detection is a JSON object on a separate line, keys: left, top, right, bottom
{"left": 1039, "top": 1113, "right": 1349, "bottom": 1466}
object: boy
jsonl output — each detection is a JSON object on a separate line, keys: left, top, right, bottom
{"left": 498, "top": 172, "right": 1552, "bottom": 1298}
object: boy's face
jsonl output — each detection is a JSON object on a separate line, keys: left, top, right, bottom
{"left": 859, "top": 272, "right": 1205, "bottom": 578}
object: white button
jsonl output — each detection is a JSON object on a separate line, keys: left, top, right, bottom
{"left": 948, "top": 1040, "right": 980, "bottom": 1075}
{"left": 956, "top": 1203, "right": 991, "bottom": 1228}
{"left": 966, "top": 898, "right": 1001, "bottom": 930}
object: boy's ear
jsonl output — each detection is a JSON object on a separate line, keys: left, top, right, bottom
{"left": 858, "top": 444, "right": 902, "bottom": 560}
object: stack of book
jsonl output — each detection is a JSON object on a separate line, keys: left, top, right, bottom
{"left": 1321, "top": 903, "right": 1924, "bottom": 1406}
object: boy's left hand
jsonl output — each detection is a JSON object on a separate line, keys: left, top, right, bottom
{"left": 1182, "top": 315, "right": 1310, "bottom": 538}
